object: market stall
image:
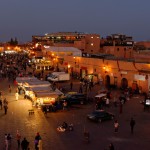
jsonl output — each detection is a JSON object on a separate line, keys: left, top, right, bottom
{"left": 33, "top": 92, "right": 59, "bottom": 111}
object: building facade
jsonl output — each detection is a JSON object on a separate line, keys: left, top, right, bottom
{"left": 56, "top": 55, "right": 150, "bottom": 93}
{"left": 32, "top": 32, "right": 100, "bottom": 54}
{"left": 100, "top": 34, "right": 134, "bottom": 58}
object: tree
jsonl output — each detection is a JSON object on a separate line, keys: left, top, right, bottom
{"left": 14, "top": 37, "right": 18, "bottom": 45}
{"left": 8, "top": 37, "right": 18, "bottom": 46}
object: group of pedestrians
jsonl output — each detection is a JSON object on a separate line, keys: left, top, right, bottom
{"left": 114, "top": 117, "right": 136, "bottom": 134}
{"left": 0, "top": 95, "right": 8, "bottom": 114}
{"left": 5, "top": 131, "right": 42, "bottom": 150}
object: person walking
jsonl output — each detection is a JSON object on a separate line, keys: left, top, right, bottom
{"left": 106, "top": 98, "right": 110, "bottom": 108}
{"left": 130, "top": 117, "right": 136, "bottom": 134}
{"left": 9, "top": 85, "right": 11, "bottom": 93}
{"left": 63, "top": 100, "right": 68, "bottom": 110}
{"left": 21, "top": 137, "right": 29, "bottom": 150}
{"left": 38, "top": 139, "right": 43, "bottom": 150}
{"left": 79, "top": 82, "right": 83, "bottom": 93}
{"left": 16, "top": 130, "right": 21, "bottom": 148}
{"left": 7, "top": 133, "right": 12, "bottom": 148}
{"left": 34, "top": 132, "right": 41, "bottom": 150}
{"left": 5, "top": 134, "right": 8, "bottom": 150}
{"left": 15, "top": 92, "right": 19, "bottom": 101}
{"left": 4, "top": 104, "right": 8, "bottom": 115}
{"left": 3, "top": 98, "right": 8, "bottom": 105}
{"left": 43, "top": 106, "right": 47, "bottom": 116}
{"left": 114, "top": 120, "right": 119, "bottom": 133}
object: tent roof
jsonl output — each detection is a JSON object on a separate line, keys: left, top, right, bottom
{"left": 24, "top": 80, "right": 51, "bottom": 87}
{"left": 35, "top": 92, "right": 59, "bottom": 98}
{"left": 45, "top": 46, "right": 81, "bottom": 52}
{"left": 32, "top": 86, "right": 53, "bottom": 92}
{"left": 16, "top": 77, "right": 38, "bottom": 84}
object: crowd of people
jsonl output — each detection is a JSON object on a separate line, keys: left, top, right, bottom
{"left": 0, "top": 52, "right": 43, "bottom": 149}
{"left": 4, "top": 130, "right": 42, "bottom": 150}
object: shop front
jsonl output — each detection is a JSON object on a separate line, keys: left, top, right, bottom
{"left": 84, "top": 73, "right": 99, "bottom": 85}
{"left": 80, "top": 67, "right": 88, "bottom": 79}
{"left": 36, "top": 94, "right": 57, "bottom": 105}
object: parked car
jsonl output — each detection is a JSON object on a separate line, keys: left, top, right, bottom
{"left": 87, "top": 110, "right": 114, "bottom": 122}
{"left": 60, "top": 93, "right": 87, "bottom": 105}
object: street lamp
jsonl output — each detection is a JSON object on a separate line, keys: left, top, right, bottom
{"left": 73, "top": 57, "right": 76, "bottom": 73}
{"left": 67, "top": 64, "right": 71, "bottom": 73}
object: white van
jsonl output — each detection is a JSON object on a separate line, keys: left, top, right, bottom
{"left": 47, "top": 72, "right": 70, "bottom": 82}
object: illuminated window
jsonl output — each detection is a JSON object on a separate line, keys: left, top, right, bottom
{"left": 91, "top": 43, "right": 94, "bottom": 46}
{"left": 91, "top": 37, "right": 93, "bottom": 38}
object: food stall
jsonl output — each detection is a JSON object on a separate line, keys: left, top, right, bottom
{"left": 35, "top": 92, "right": 58, "bottom": 105}
{"left": 23, "top": 84, "right": 63, "bottom": 101}
{"left": 33, "top": 92, "right": 61, "bottom": 112}
{"left": 15, "top": 76, "right": 63, "bottom": 112}
{"left": 15, "top": 77, "right": 40, "bottom": 93}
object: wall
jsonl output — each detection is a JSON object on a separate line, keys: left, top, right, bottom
{"left": 103, "top": 46, "right": 133, "bottom": 58}
{"left": 136, "top": 41, "right": 150, "bottom": 48}
{"left": 61, "top": 56, "right": 149, "bottom": 92}
{"left": 84, "top": 34, "right": 100, "bottom": 54}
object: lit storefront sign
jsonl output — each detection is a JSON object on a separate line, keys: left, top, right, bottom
{"left": 134, "top": 74, "right": 146, "bottom": 81}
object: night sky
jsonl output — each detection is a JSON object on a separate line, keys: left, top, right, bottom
{"left": 0, "top": 0, "right": 150, "bottom": 42}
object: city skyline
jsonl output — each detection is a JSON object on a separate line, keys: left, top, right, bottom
{"left": 0, "top": 0, "right": 150, "bottom": 43}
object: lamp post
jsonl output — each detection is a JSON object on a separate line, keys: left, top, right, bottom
{"left": 73, "top": 57, "right": 76, "bottom": 75}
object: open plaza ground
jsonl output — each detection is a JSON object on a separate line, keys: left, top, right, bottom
{"left": 0, "top": 75, "right": 150, "bottom": 150}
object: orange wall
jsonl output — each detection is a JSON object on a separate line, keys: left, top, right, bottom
{"left": 61, "top": 56, "right": 149, "bottom": 92}
{"left": 103, "top": 46, "right": 133, "bottom": 58}
{"left": 136, "top": 41, "right": 150, "bottom": 48}
{"left": 74, "top": 39, "right": 86, "bottom": 50}
{"left": 53, "top": 43, "right": 74, "bottom": 47}
{"left": 84, "top": 34, "right": 100, "bottom": 54}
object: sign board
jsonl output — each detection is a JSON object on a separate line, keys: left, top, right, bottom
{"left": 120, "top": 71, "right": 127, "bottom": 74}
{"left": 134, "top": 74, "right": 145, "bottom": 81}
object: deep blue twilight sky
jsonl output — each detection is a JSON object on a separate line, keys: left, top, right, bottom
{"left": 0, "top": 0, "right": 150, "bottom": 43}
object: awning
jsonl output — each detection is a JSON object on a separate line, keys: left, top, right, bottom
{"left": 139, "top": 70, "right": 150, "bottom": 74}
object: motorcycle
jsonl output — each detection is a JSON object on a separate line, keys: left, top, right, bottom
{"left": 57, "top": 123, "right": 74, "bottom": 132}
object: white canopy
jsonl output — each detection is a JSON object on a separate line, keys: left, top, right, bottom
{"left": 44, "top": 46, "right": 82, "bottom": 57}
{"left": 35, "top": 92, "right": 59, "bottom": 98}
{"left": 31, "top": 86, "right": 53, "bottom": 92}
{"left": 95, "top": 93, "right": 106, "bottom": 98}
{"left": 24, "top": 80, "right": 51, "bottom": 87}
{"left": 16, "top": 77, "right": 38, "bottom": 85}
